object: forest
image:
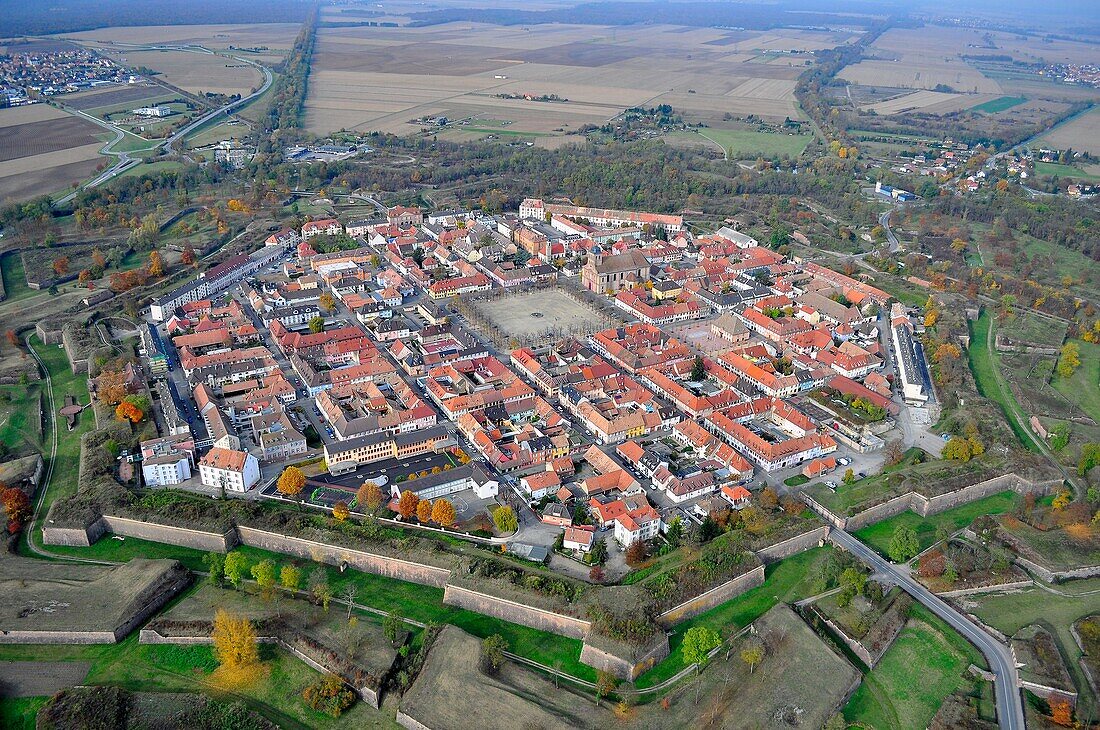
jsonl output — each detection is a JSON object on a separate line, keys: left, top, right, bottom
{"left": 2, "top": 0, "right": 314, "bottom": 35}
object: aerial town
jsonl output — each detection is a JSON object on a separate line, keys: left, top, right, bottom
{"left": 1, "top": 1, "right": 1099, "bottom": 728}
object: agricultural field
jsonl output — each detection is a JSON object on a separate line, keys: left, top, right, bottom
{"left": 1036, "top": 106, "right": 1100, "bottom": 156}
{"left": 0, "top": 104, "right": 105, "bottom": 204}
{"left": 844, "top": 605, "right": 987, "bottom": 729}
{"left": 303, "top": 21, "right": 855, "bottom": 137}
{"left": 864, "top": 89, "right": 1001, "bottom": 116}
{"left": 105, "top": 49, "right": 264, "bottom": 97}
{"left": 1034, "top": 161, "right": 1100, "bottom": 181}
{"left": 972, "top": 95, "right": 1028, "bottom": 114}
{"left": 60, "top": 23, "right": 300, "bottom": 65}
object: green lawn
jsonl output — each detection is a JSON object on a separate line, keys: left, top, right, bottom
{"left": 844, "top": 604, "right": 985, "bottom": 729}
{"left": 971, "top": 96, "right": 1027, "bottom": 113}
{"left": 1052, "top": 339, "right": 1100, "bottom": 422}
{"left": 0, "top": 251, "right": 34, "bottom": 302}
{"left": 853, "top": 491, "right": 1019, "bottom": 557}
{"left": 1034, "top": 161, "right": 1100, "bottom": 181}
{"left": 968, "top": 311, "right": 1044, "bottom": 452}
{"left": 634, "top": 547, "right": 831, "bottom": 688}
{"left": 118, "top": 160, "right": 185, "bottom": 178}
{"left": 0, "top": 638, "right": 396, "bottom": 729}
{"left": 968, "top": 580, "right": 1100, "bottom": 718}
{"left": 0, "top": 697, "right": 48, "bottom": 730}
{"left": 0, "top": 384, "right": 43, "bottom": 454}
{"left": 671, "top": 128, "right": 811, "bottom": 159}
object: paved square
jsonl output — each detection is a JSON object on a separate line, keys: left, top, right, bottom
{"left": 471, "top": 289, "right": 606, "bottom": 341}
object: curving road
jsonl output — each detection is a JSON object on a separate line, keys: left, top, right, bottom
{"left": 829, "top": 529, "right": 1024, "bottom": 730}
{"left": 55, "top": 45, "right": 274, "bottom": 205}
{"left": 879, "top": 207, "right": 900, "bottom": 253}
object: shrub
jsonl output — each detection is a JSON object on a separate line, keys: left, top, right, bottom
{"left": 301, "top": 673, "right": 356, "bottom": 717}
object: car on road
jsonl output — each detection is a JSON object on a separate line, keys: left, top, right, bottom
{"left": 837, "top": 457, "right": 851, "bottom": 466}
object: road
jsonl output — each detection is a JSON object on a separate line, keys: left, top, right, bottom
{"left": 879, "top": 208, "right": 900, "bottom": 253}
{"left": 55, "top": 45, "right": 274, "bottom": 205}
{"left": 829, "top": 529, "right": 1024, "bottom": 730}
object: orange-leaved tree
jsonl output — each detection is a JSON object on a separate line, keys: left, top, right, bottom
{"left": 396, "top": 490, "right": 419, "bottom": 519}
{"left": 115, "top": 401, "right": 143, "bottom": 423}
{"left": 356, "top": 481, "right": 384, "bottom": 514}
{"left": 211, "top": 608, "right": 260, "bottom": 685}
{"left": 332, "top": 501, "right": 350, "bottom": 522}
{"left": 2, "top": 486, "right": 31, "bottom": 535}
{"left": 416, "top": 498, "right": 433, "bottom": 523}
{"left": 277, "top": 466, "right": 306, "bottom": 501}
{"left": 432, "top": 498, "right": 456, "bottom": 527}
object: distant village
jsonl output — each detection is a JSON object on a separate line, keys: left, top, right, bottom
{"left": 0, "top": 48, "right": 136, "bottom": 106}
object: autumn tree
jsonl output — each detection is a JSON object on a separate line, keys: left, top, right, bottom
{"left": 78, "top": 269, "right": 92, "bottom": 285}
{"left": 319, "top": 292, "right": 335, "bottom": 311}
{"left": 52, "top": 255, "right": 70, "bottom": 276}
{"left": 432, "top": 498, "right": 456, "bottom": 527}
{"left": 1050, "top": 697, "right": 1073, "bottom": 727}
{"left": 396, "top": 490, "right": 419, "bottom": 519}
{"left": 883, "top": 440, "right": 904, "bottom": 466}
{"left": 97, "top": 369, "right": 128, "bottom": 405}
{"left": 114, "top": 401, "right": 144, "bottom": 423}
{"left": 280, "top": 564, "right": 302, "bottom": 592}
{"left": 251, "top": 559, "right": 277, "bottom": 599}
{"left": 148, "top": 250, "right": 164, "bottom": 277}
{"left": 356, "top": 481, "right": 384, "bottom": 514}
{"left": 595, "top": 670, "right": 618, "bottom": 707}
{"left": 91, "top": 248, "right": 107, "bottom": 269}
{"left": 1057, "top": 342, "right": 1082, "bottom": 379}
{"left": 492, "top": 505, "right": 517, "bottom": 533}
{"left": 309, "top": 567, "right": 333, "bottom": 611}
{"left": 181, "top": 245, "right": 196, "bottom": 266}
{"left": 842, "top": 468, "right": 855, "bottom": 485}
{"left": 942, "top": 437, "right": 972, "bottom": 462}
{"left": 625, "top": 540, "right": 649, "bottom": 566}
{"left": 309, "top": 316, "right": 325, "bottom": 333}
{"left": 416, "top": 498, "right": 433, "bottom": 523}
{"left": 212, "top": 608, "right": 260, "bottom": 677}
{"left": 5, "top": 330, "right": 18, "bottom": 349}
{"left": 332, "top": 501, "right": 350, "bottom": 522}
{"left": 2, "top": 486, "right": 31, "bottom": 534}
{"left": 739, "top": 638, "right": 765, "bottom": 674}
{"left": 277, "top": 466, "right": 306, "bottom": 501}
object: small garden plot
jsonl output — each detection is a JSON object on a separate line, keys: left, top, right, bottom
{"left": 399, "top": 625, "right": 610, "bottom": 730}
{"left": 843, "top": 604, "right": 986, "bottom": 729}
{"left": 1012, "top": 624, "right": 1076, "bottom": 695}
{"left": 650, "top": 605, "right": 859, "bottom": 730}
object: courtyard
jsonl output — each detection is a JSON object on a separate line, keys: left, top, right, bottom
{"left": 468, "top": 288, "right": 610, "bottom": 346}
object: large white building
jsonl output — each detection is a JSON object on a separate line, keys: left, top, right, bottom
{"left": 198, "top": 447, "right": 260, "bottom": 492}
{"left": 140, "top": 434, "right": 195, "bottom": 487}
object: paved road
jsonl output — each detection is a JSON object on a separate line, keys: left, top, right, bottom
{"left": 879, "top": 208, "right": 900, "bottom": 253}
{"left": 164, "top": 58, "right": 273, "bottom": 156}
{"left": 829, "top": 529, "right": 1024, "bottom": 730}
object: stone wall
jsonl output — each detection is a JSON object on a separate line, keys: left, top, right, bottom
{"left": 442, "top": 584, "right": 591, "bottom": 639}
{"left": 101, "top": 516, "right": 237, "bottom": 552}
{"left": 755, "top": 526, "right": 830, "bottom": 564}
{"left": 657, "top": 564, "right": 766, "bottom": 627}
{"left": 41, "top": 521, "right": 104, "bottom": 547}
{"left": 237, "top": 527, "right": 450, "bottom": 588}
{"left": 0, "top": 629, "right": 119, "bottom": 644}
{"left": 396, "top": 710, "right": 433, "bottom": 730}
{"left": 807, "top": 474, "right": 1062, "bottom": 532}
{"left": 1011, "top": 556, "right": 1100, "bottom": 584}
{"left": 579, "top": 633, "right": 670, "bottom": 681}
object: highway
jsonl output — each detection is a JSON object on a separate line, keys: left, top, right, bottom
{"left": 829, "top": 529, "right": 1024, "bottom": 730}
{"left": 55, "top": 45, "right": 274, "bottom": 205}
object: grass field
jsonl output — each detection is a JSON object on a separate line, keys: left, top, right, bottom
{"left": 0, "top": 384, "right": 43, "bottom": 454}
{"left": 1034, "top": 161, "right": 1100, "bottom": 181}
{"left": 0, "top": 636, "right": 396, "bottom": 729}
{"left": 634, "top": 547, "right": 831, "bottom": 688}
{"left": 972, "top": 95, "right": 1027, "bottom": 113}
{"left": 682, "top": 128, "right": 811, "bottom": 158}
{"left": 968, "top": 311, "right": 1045, "bottom": 453}
{"left": 853, "top": 491, "right": 1019, "bottom": 557}
{"left": 0, "top": 697, "right": 47, "bottom": 730}
{"left": 998, "top": 309, "right": 1068, "bottom": 348}
{"left": 0, "top": 251, "right": 34, "bottom": 302}
{"left": 844, "top": 604, "right": 985, "bottom": 728}
{"left": 1051, "top": 339, "right": 1100, "bottom": 422}
{"left": 966, "top": 579, "right": 1100, "bottom": 718}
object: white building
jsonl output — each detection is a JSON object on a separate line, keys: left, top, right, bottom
{"left": 139, "top": 434, "right": 195, "bottom": 487}
{"left": 198, "top": 447, "right": 260, "bottom": 492}
{"left": 134, "top": 105, "right": 173, "bottom": 117}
